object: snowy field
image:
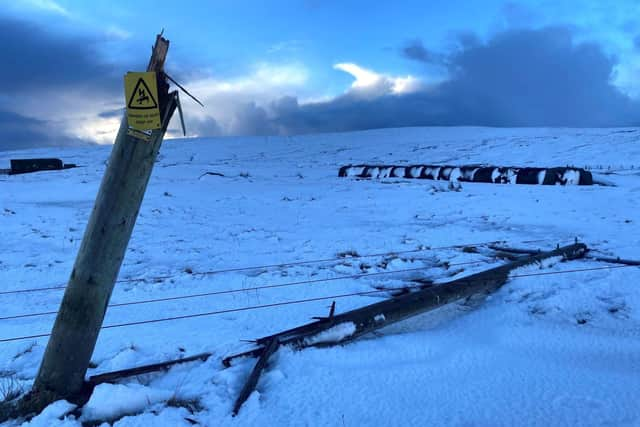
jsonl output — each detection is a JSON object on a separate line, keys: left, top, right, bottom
{"left": 1, "top": 127, "right": 639, "bottom": 426}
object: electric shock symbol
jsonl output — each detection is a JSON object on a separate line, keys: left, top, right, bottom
{"left": 136, "top": 88, "right": 150, "bottom": 105}
{"left": 127, "top": 78, "right": 158, "bottom": 110}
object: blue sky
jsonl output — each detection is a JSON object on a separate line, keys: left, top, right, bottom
{"left": 1, "top": 0, "right": 639, "bottom": 150}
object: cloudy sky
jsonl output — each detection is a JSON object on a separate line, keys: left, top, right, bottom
{"left": 1, "top": 0, "right": 639, "bottom": 150}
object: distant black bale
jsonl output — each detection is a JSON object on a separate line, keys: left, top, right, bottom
{"left": 472, "top": 167, "right": 495, "bottom": 183}
{"left": 421, "top": 165, "right": 439, "bottom": 180}
{"left": 579, "top": 170, "right": 593, "bottom": 185}
{"left": 392, "top": 167, "right": 406, "bottom": 178}
{"left": 543, "top": 167, "right": 593, "bottom": 185}
{"left": 493, "top": 167, "right": 510, "bottom": 183}
{"left": 438, "top": 166, "right": 454, "bottom": 180}
{"left": 10, "top": 158, "right": 63, "bottom": 175}
{"left": 406, "top": 165, "right": 423, "bottom": 178}
{"left": 459, "top": 166, "right": 478, "bottom": 182}
{"left": 363, "top": 166, "right": 384, "bottom": 178}
{"left": 543, "top": 168, "right": 566, "bottom": 185}
{"left": 516, "top": 168, "right": 546, "bottom": 184}
{"left": 378, "top": 166, "right": 394, "bottom": 178}
{"left": 338, "top": 165, "right": 351, "bottom": 177}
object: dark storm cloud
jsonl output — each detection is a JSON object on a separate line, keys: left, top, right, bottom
{"left": 434, "top": 26, "right": 637, "bottom": 127}
{"left": 225, "top": 26, "right": 638, "bottom": 136}
{"left": 98, "top": 108, "right": 125, "bottom": 119}
{"left": 0, "top": 15, "right": 124, "bottom": 151}
{"left": 402, "top": 39, "right": 434, "bottom": 63}
{"left": 229, "top": 102, "right": 277, "bottom": 136}
{"left": 0, "top": 110, "right": 91, "bottom": 152}
{"left": 0, "top": 15, "right": 120, "bottom": 94}
{"left": 184, "top": 115, "right": 223, "bottom": 137}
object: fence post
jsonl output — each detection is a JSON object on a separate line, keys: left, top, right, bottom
{"left": 30, "top": 34, "right": 176, "bottom": 407}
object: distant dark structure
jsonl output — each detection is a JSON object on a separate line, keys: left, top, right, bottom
{"left": 9, "top": 158, "right": 77, "bottom": 175}
{"left": 338, "top": 164, "right": 593, "bottom": 186}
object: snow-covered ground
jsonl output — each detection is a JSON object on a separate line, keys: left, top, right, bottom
{"left": 1, "top": 127, "right": 639, "bottom": 426}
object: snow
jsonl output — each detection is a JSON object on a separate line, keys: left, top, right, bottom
{"left": 303, "top": 322, "right": 357, "bottom": 346}
{"left": 81, "top": 383, "right": 173, "bottom": 422}
{"left": 563, "top": 169, "right": 582, "bottom": 185}
{"left": 19, "top": 401, "right": 76, "bottom": 427}
{"left": 345, "top": 166, "right": 364, "bottom": 177}
{"left": 449, "top": 167, "right": 462, "bottom": 182}
{"left": 1, "top": 126, "right": 640, "bottom": 426}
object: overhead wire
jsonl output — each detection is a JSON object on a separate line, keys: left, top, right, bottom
{"left": 0, "top": 262, "right": 636, "bottom": 344}
{"left": 0, "top": 237, "right": 552, "bottom": 296}
{"left": 0, "top": 258, "right": 490, "bottom": 321}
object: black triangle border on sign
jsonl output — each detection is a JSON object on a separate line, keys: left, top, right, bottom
{"left": 127, "top": 77, "right": 159, "bottom": 110}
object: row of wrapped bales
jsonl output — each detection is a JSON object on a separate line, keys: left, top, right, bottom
{"left": 338, "top": 164, "right": 593, "bottom": 185}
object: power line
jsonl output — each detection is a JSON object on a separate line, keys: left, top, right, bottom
{"left": 0, "top": 259, "right": 491, "bottom": 321}
{"left": 0, "top": 262, "right": 635, "bottom": 344}
{"left": 0, "top": 237, "right": 552, "bottom": 296}
{"left": 0, "top": 284, "right": 66, "bottom": 296}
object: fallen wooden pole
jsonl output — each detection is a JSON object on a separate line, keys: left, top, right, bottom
{"left": 487, "top": 244, "right": 542, "bottom": 255}
{"left": 256, "top": 243, "right": 586, "bottom": 349}
{"left": 227, "top": 243, "right": 587, "bottom": 413}
{"left": 488, "top": 245, "right": 640, "bottom": 266}
{"left": 87, "top": 352, "right": 212, "bottom": 387}
{"left": 587, "top": 256, "right": 640, "bottom": 266}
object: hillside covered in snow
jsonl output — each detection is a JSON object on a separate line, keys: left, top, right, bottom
{"left": 1, "top": 127, "right": 639, "bottom": 426}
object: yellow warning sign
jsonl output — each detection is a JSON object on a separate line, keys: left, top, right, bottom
{"left": 124, "top": 72, "right": 161, "bottom": 132}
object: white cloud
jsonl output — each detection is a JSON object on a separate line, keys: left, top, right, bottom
{"left": 170, "top": 62, "right": 424, "bottom": 137}
{"left": 178, "top": 62, "right": 310, "bottom": 135}
{"left": 613, "top": 60, "right": 640, "bottom": 99}
{"left": 15, "top": 0, "right": 69, "bottom": 16}
{"left": 334, "top": 63, "right": 382, "bottom": 90}
{"left": 333, "top": 63, "right": 423, "bottom": 97}
{"left": 105, "top": 25, "right": 132, "bottom": 41}
{"left": 7, "top": 60, "right": 425, "bottom": 142}
{"left": 390, "top": 75, "right": 423, "bottom": 95}
{"left": 190, "top": 63, "right": 308, "bottom": 95}
{"left": 5, "top": 83, "right": 124, "bottom": 145}
{"left": 2, "top": 61, "right": 310, "bottom": 143}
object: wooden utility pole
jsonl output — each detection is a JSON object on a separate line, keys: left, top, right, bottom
{"left": 27, "top": 34, "right": 176, "bottom": 408}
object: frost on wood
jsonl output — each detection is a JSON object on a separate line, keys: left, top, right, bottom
{"left": 374, "top": 314, "right": 386, "bottom": 323}
{"left": 303, "top": 322, "right": 357, "bottom": 346}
